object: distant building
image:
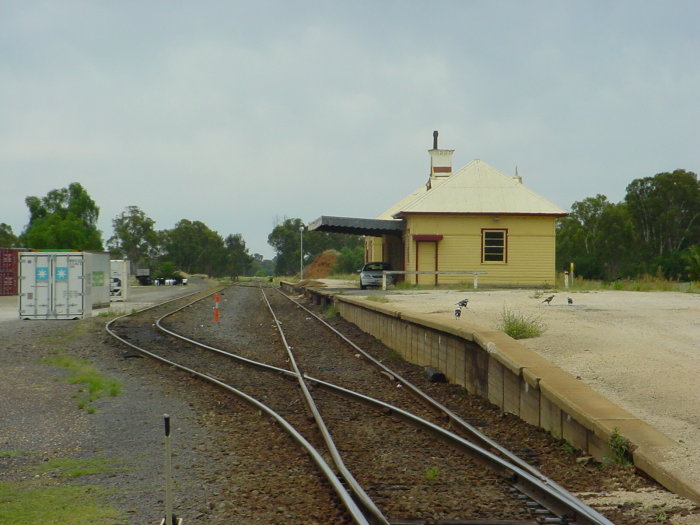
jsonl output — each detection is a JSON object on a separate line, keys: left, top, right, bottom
{"left": 310, "top": 132, "right": 567, "bottom": 286}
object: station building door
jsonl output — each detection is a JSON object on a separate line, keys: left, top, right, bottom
{"left": 416, "top": 241, "right": 438, "bottom": 285}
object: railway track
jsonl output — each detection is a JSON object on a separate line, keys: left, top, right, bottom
{"left": 105, "top": 284, "right": 617, "bottom": 524}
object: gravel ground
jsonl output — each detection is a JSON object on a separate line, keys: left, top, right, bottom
{"left": 352, "top": 286, "right": 700, "bottom": 495}
{"left": 1, "top": 282, "right": 699, "bottom": 524}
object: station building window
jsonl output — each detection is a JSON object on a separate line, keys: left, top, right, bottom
{"left": 482, "top": 229, "right": 507, "bottom": 263}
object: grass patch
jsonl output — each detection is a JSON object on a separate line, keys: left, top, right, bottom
{"left": 0, "top": 450, "right": 30, "bottom": 458}
{"left": 558, "top": 274, "right": 698, "bottom": 293}
{"left": 34, "top": 457, "right": 125, "bottom": 480}
{"left": 324, "top": 304, "right": 338, "bottom": 318}
{"left": 497, "top": 306, "right": 546, "bottom": 339}
{"left": 394, "top": 281, "right": 422, "bottom": 290}
{"left": 0, "top": 481, "right": 122, "bottom": 525}
{"left": 42, "top": 354, "right": 122, "bottom": 411}
{"left": 327, "top": 272, "right": 360, "bottom": 282}
{"left": 38, "top": 322, "right": 91, "bottom": 346}
{"left": 365, "top": 295, "right": 390, "bottom": 303}
{"left": 383, "top": 348, "right": 405, "bottom": 362}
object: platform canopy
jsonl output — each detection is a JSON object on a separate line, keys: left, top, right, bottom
{"left": 308, "top": 216, "right": 405, "bottom": 237}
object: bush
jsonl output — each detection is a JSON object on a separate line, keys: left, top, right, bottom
{"left": 498, "top": 306, "right": 546, "bottom": 339}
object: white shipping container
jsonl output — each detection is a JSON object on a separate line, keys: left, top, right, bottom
{"left": 110, "top": 259, "right": 129, "bottom": 301}
{"left": 19, "top": 252, "right": 92, "bottom": 320}
{"left": 87, "top": 252, "right": 110, "bottom": 308}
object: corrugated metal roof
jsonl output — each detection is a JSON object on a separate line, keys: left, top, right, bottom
{"left": 392, "top": 160, "right": 567, "bottom": 217}
{"left": 308, "top": 216, "right": 404, "bottom": 236}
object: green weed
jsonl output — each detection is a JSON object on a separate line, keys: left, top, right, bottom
{"left": 324, "top": 304, "right": 338, "bottom": 318}
{"left": 497, "top": 306, "right": 546, "bottom": 339}
{"left": 425, "top": 466, "right": 440, "bottom": 482}
{"left": 384, "top": 348, "right": 405, "bottom": 362}
{"left": 365, "top": 295, "right": 389, "bottom": 303}
{"left": 42, "top": 355, "right": 122, "bottom": 411}
{"left": 560, "top": 441, "right": 576, "bottom": 455}
{"left": 603, "top": 428, "right": 634, "bottom": 466}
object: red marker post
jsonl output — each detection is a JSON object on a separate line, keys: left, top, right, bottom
{"left": 213, "top": 293, "right": 220, "bottom": 323}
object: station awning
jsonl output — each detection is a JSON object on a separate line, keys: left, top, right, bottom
{"left": 308, "top": 216, "right": 405, "bottom": 236}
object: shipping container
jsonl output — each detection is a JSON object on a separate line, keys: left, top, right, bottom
{"left": 1, "top": 248, "right": 21, "bottom": 272}
{"left": 0, "top": 248, "right": 21, "bottom": 296}
{"left": 0, "top": 272, "right": 18, "bottom": 296}
{"left": 19, "top": 252, "right": 92, "bottom": 320}
{"left": 86, "top": 252, "right": 110, "bottom": 308}
{"left": 110, "top": 259, "right": 129, "bottom": 301}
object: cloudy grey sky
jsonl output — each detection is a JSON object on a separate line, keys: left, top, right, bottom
{"left": 2, "top": 1, "right": 698, "bottom": 259}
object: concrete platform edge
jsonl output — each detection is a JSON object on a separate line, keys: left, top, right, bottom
{"left": 291, "top": 287, "right": 700, "bottom": 505}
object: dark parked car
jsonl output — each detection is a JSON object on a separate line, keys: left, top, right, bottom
{"left": 359, "top": 262, "right": 393, "bottom": 289}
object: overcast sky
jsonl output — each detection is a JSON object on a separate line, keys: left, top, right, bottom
{"left": 2, "top": 1, "right": 698, "bottom": 259}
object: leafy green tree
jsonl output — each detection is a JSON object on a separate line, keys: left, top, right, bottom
{"left": 558, "top": 170, "right": 699, "bottom": 280}
{"left": 20, "top": 183, "right": 103, "bottom": 250}
{"left": 161, "top": 219, "right": 227, "bottom": 276}
{"left": 557, "top": 195, "right": 637, "bottom": 280}
{"left": 625, "top": 170, "right": 700, "bottom": 259}
{"left": 333, "top": 245, "right": 364, "bottom": 274}
{"left": 268, "top": 218, "right": 306, "bottom": 276}
{"left": 250, "top": 253, "right": 274, "bottom": 277}
{"left": 683, "top": 245, "right": 700, "bottom": 281}
{"left": 0, "top": 223, "right": 17, "bottom": 248}
{"left": 268, "top": 217, "right": 364, "bottom": 276}
{"left": 225, "top": 233, "right": 253, "bottom": 279}
{"left": 107, "top": 206, "right": 160, "bottom": 273}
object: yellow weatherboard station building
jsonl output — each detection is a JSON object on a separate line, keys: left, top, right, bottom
{"left": 311, "top": 132, "right": 567, "bottom": 287}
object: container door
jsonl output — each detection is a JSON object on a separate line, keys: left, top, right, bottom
{"left": 53, "top": 254, "right": 86, "bottom": 318}
{"left": 20, "top": 254, "right": 52, "bottom": 318}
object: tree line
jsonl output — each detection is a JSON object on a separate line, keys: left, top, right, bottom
{"left": 556, "top": 169, "right": 700, "bottom": 281}
{"left": 0, "top": 182, "right": 363, "bottom": 279}
{"left": 3, "top": 169, "right": 697, "bottom": 282}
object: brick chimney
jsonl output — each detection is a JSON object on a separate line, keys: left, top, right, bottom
{"left": 428, "top": 130, "right": 454, "bottom": 181}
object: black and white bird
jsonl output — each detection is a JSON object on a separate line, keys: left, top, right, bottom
{"left": 542, "top": 294, "right": 555, "bottom": 304}
{"left": 454, "top": 298, "right": 468, "bottom": 319}
{"left": 567, "top": 297, "right": 573, "bottom": 305}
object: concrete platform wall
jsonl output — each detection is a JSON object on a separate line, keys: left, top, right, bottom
{"left": 330, "top": 293, "right": 697, "bottom": 503}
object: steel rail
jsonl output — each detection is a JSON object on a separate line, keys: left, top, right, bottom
{"left": 259, "top": 289, "right": 390, "bottom": 525}
{"left": 154, "top": 287, "right": 612, "bottom": 525}
{"left": 105, "top": 296, "right": 371, "bottom": 525}
{"left": 274, "top": 287, "right": 615, "bottom": 525}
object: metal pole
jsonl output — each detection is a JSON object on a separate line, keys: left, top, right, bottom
{"left": 299, "top": 225, "right": 304, "bottom": 280}
{"left": 164, "top": 414, "right": 173, "bottom": 525}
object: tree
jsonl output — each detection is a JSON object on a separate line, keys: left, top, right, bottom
{"left": 250, "top": 253, "right": 274, "bottom": 277}
{"left": 268, "top": 217, "right": 364, "bottom": 276}
{"left": 225, "top": 233, "right": 253, "bottom": 279}
{"left": 333, "top": 245, "right": 364, "bottom": 274}
{"left": 20, "top": 183, "right": 103, "bottom": 250}
{"left": 683, "top": 245, "right": 700, "bottom": 281}
{"left": 0, "top": 223, "right": 17, "bottom": 248}
{"left": 107, "top": 206, "right": 160, "bottom": 272}
{"left": 161, "top": 219, "right": 227, "bottom": 276}
{"left": 556, "top": 195, "right": 636, "bottom": 280}
{"left": 268, "top": 218, "right": 306, "bottom": 276}
{"left": 625, "top": 170, "right": 700, "bottom": 259}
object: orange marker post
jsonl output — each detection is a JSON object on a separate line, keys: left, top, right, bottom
{"left": 213, "top": 293, "right": 221, "bottom": 323}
